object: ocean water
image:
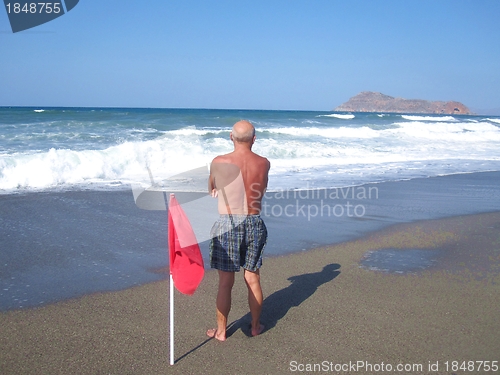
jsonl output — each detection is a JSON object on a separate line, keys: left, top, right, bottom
{"left": 1, "top": 107, "right": 500, "bottom": 193}
{"left": 2, "top": 107, "right": 500, "bottom": 310}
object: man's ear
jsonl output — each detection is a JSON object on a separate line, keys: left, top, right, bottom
{"left": 252, "top": 135, "right": 256, "bottom": 144}
{"left": 230, "top": 132, "right": 234, "bottom": 141}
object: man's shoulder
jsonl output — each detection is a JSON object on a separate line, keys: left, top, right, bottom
{"left": 211, "top": 154, "right": 233, "bottom": 164}
{"left": 245, "top": 152, "right": 270, "bottom": 172}
{"left": 212, "top": 152, "right": 269, "bottom": 169}
{"left": 254, "top": 153, "right": 270, "bottom": 168}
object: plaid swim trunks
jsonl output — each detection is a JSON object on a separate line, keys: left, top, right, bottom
{"left": 209, "top": 214, "right": 268, "bottom": 272}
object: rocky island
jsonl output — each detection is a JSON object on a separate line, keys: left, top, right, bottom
{"left": 334, "top": 91, "right": 473, "bottom": 115}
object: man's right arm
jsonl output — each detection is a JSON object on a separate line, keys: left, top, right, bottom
{"left": 208, "top": 159, "right": 218, "bottom": 197}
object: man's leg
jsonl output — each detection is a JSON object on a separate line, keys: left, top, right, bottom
{"left": 244, "top": 269, "right": 265, "bottom": 336}
{"left": 208, "top": 270, "right": 235, "bottom": 341}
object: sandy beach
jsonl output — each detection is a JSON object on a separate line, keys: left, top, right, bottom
{"left": 1, "top": 209, "right": 499, "bottom": 374}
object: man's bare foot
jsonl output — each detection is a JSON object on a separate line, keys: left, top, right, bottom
{"left": 206, "top": 328, "right": 226, "bottom": 342}
{"left": 251, "top": 324, "right": 265, "bottom": 337}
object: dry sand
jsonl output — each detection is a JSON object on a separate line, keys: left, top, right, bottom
{"left": 1, "top": 212, "right": 499, "bottom": 375}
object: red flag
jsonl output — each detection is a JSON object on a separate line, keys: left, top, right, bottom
{"left": 168, "top": 194, "right": 204, "bottom": 295}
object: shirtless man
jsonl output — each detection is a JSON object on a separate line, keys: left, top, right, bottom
{"left": 207, "top": 120, "right": 270, "bottom": 341}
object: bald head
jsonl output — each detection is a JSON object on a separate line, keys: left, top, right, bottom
{"left": 231, "top": 120, "right": 256, "bottom": 144}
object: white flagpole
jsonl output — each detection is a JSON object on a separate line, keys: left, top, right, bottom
{"left": 169, "top": 193, "right": 175, "bottom": 366}
{"left": 169, "top": 273, "right": 174, "bottom": 365}
{"left": 146, "top": 168, "right": 175, "bottom": 365}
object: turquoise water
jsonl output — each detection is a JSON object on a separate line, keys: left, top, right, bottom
{"left": 1, "top": 107, "right": 500, "bottom": 193}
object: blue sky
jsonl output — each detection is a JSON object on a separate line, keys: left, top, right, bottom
{"left": 1, "top": 0, "right": 499, "bottom": 112}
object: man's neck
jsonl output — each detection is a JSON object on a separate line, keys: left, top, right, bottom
{"left": 233, "top": 142, "right": 253, "bottom": 152}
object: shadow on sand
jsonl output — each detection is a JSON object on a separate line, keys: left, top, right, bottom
{"left": 176, "top": 263, "right": 340, "bottom": 363}
{"left": 228, "top": 263, "right": 341, "bottom": 337}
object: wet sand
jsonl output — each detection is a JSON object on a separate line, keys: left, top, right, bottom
{"left": 1, "top": 211, "right": 499, "bottom": 375}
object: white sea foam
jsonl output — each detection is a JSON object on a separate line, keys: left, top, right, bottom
{"left": 486, "top": 118, "right": 500, "bottom": 124}
{"left": 1, "top": 110, "right": 500, "bottom": 193}
{"left": 33, "top": 109, "right": 45, "bottom": 113}
{"left": 402, "top": 115, "right": 456, "bottom": 121}
{"left": 2, "top": 119, "right": 500, "bottom": 192}
{"left": 168, "top": 127, "right": 227, "bottom": 136}
{"left": 391, "top": 121, "right": 500, "bottom": 142}
{"left": 0, "top": 137, "right": 215, "bottom": 191}
{"left": 318, "top": 114, "right": 355, "bottom": 119}
{"left": 262, "top": 126, "right": 378, "bottom": 139}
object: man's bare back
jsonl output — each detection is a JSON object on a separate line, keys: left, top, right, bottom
{"left": 208, "top": 121, "right": 270, "bottom": 215}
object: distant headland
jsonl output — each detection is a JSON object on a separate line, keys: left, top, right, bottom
{"left": 334, "top": 92, "right": 473, "bottom": 115}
